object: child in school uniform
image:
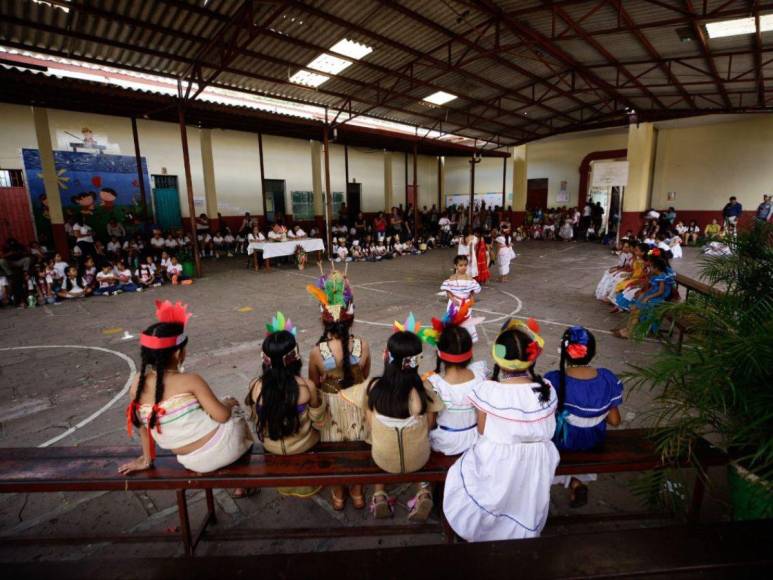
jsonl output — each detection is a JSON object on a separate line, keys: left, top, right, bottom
{"left": 427, "top": 322, "right": 486, "bottom": 456}
{"left": 95, "top": 263, "right": 119, "bottom": 296}
{"left": 545, "top": 326, "right": 622, "bottom": 507}
{"left": 57, "top": 266, "right": 88, "bottom": 299}
{"left": 443, "top": 319, "right": 559, "bottom": 542}
{"left": 167, "top": 256, "right": 191, "bottom": 285}
{"left": 137, "top": 255, "right": 161, "bottom": 289}
{"left": 223, "top": 229, "right": 236, "bottom": 257}
{"left": 114, "top": 260, "right": 141, "bottom": 293}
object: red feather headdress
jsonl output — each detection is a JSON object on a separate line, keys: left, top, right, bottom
{"left": 139, "top": 300, "right": 191, "bottom": 350}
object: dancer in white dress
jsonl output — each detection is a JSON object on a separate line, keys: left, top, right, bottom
{"left": 594, "top": 239, "right": 633, "bottom": 302}
{"left": 443, "top": 318, "right": 559, "bottom": 542}
{"left": 440, "top": 255, "right": 482, "bottom": 342}
{"left": 494, "top": 232, "right": 516, "bottom": 282}
{"left": 426, "top": 318, "right": 487, "bottom": 456}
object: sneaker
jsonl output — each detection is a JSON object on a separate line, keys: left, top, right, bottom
{"left": 135, "top": 288, "right": 143, "bottom": 292}
{"left": 112, "top": 290, "right": 123, "bottom": 296}
{"left": 153, "top": 282, "right": 162, "bottom": 287}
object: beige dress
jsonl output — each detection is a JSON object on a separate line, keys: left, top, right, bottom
{"left": 346, "top": 381, "right": 445, "bottom": 474}
{"left": 317, "top": 338, "right": 369, "bottom": 443}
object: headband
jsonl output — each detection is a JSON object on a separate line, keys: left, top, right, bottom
{"left": 262, "top": 345, "right": 301, "bottom": 368}
{"left": 492, "top": 318, "right": 544, "bottom": 371}
{"left": 431, "top": 301, "right": 473, "bottom": 363}
{"left": 438, "top": 350, "right": 473, "bottom": 364}
{"left": 139, "top": 300, "right": 191, "bottom": 351}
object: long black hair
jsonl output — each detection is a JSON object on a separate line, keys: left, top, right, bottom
{"left": 318, "top": 319, "right": 355, "bottom": 389}
{"left": 435, "top": 325, "right": 473, "bottom": 373}
{"left": 491, "top": 326, "right": 551, "bottom": 404}
{"left": 557, "top": 327, "right": 596, "bottom": 411}
{"left": 368, "top": 331, "right": 431, "bottom": 419}
{"left": 130, "top": 322, "right": 188, "bottom": 431}
{"left": 256, "top": 330, "right": 303, "bottom": 441}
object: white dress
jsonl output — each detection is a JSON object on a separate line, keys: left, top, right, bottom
{"left": 440, "top": 277, "right": 482, "bottom": 342}
{"left": 594, "top": 253, "right": 631, "bottom": 301}
{"left": 495, "top": 235, "right": 516, "bottom": 277}
{"left": 428, "top": 361, "right": 488, "bottom": 456}
{"left": 669, "top": 236, "right": 683, "bottom": 259}
{"left": 443, "top": 379, "right": 560, "bottom": 542}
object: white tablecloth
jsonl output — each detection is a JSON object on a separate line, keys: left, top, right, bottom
{"left": 247, "top": 238, "right": 325, "bottom": 258}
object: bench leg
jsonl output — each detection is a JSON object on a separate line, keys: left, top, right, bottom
{"left": 687, "top": 476, "right": 705, "bottom": 525}
{"left": 205, "top": 488, "right": 217, "bottom": 525}
{"left": 176, "top": 490, "right": 194, "bottom": 557}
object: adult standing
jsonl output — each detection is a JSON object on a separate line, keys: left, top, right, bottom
{"left": 373, "top": 212, "right": 387, "bottom": 242}
{"left": 353, "top": 212, "right": 367, "bottom": 239}
{"left": 591, "top": 202, "right": 604, "bottom": 234}
{"left": 722, "top": 196, "right": 743, "bottom": 234}
{"left": 106, "top": 218, "right": 126, "bottom": 241}
{"left": 239, "top": 212, "right": 257, "bottom": 236}
{"left": 196, "top": 214, "right": 210, "bottom": 236}
{"left": 755, "top": 195, "right": 771, "bottom": 223}
{"left": 73, "top": 217, "right": 95, "bottom": 259}
{"left": 580, "top": 201, "right": 592, "bottom": 237}
{"left": 389, "top": 206, "right": 403, "bottom": 241}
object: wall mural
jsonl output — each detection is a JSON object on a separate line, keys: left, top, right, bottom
{"left": 22, "top": 149, "right": 150, "bottom": 243}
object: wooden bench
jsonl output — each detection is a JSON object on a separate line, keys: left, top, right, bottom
{"left": 0, "top": 429, "right": 727, "bottom": 556}
{"left": 5, "top": 520, "right": 771, "bottom": 579}
{"left": 663, "top": 274, "right": 723, "bottom": 348}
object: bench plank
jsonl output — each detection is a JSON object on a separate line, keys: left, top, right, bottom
{"left": 0, "top": 429, "right": 726, "bottom": 493}
{"left": 3, "top": 521, "right": 771, "bottom": 579}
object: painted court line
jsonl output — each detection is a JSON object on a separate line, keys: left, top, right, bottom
{"left": 0, "top": 345, "right": 136, "bottom": 448}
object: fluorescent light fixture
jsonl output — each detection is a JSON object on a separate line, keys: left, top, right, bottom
{"left": 30, "top": 0, "right": 71, "bottom": 12}
{"left": 289, "top": 38, "right": 372, "bottom": 88}
{"left": 423, "top": 91, "right": 458, "bottom": 105}
{"left": 705, "top": 14, "right": 773, "bottom": 38}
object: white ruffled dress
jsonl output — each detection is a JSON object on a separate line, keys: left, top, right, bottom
{"left": 443, "top": 379, "right": 560, "bottom": 542}
{"left": 428, "top": 361, "right": 488, "bottom": 456}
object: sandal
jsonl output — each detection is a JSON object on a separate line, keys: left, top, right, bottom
{"left": 330, "top": 487, "right": 346, "bottom": 511}
{"left": 570, "top": 483, "right": 589, "bottom": 508}
{"left": 370, "top": 491, "right": 394, "bottom": 519}
{"left": 407, "top": 489, "right": 433, "bottom": 522}
{"left": 229, "top": 488, "right": 257, "bottom": 499}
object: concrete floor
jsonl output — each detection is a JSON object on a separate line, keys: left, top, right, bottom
{"left": 0, "top": 241, "right": 725, "bottom": 560}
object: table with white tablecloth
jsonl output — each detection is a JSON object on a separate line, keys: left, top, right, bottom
{"left": 247, "top": 238, "right": 325, "bottom": 267}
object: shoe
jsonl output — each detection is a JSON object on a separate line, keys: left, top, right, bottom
{"left": 135, "top": 288, "right": 143, "bottom": 292}
{"left": 370, "top": 491, "right": 393, "bottom": 519}
{"left": 330, "top": 488, "right": 346, "bottom": 511}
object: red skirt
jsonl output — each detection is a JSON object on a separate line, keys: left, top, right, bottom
{"left": 475, "top": 240, "right": 490, "bottom": 284}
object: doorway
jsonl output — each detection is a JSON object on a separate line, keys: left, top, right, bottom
{"left": 0, "top": 169, "right": 35, "bottom": 245}
{"left": 264, "top": 179, "right": 286, "bottom": 223}
{"left": 346, "top": 182, "right": 361, "bottom": 219}
{"left": 152, "top": 175, "right": 181, "bottom": 232}
{"left": 526, "top": 178, "right": 548, "bottom": 211}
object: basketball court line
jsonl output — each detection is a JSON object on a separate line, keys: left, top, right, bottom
{"left": 0, "top": 345, "right": 136, "bottom": 448}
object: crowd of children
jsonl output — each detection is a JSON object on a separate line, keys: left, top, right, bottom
{"left": 120, "top": 253, "right": 625, "bottom": 544}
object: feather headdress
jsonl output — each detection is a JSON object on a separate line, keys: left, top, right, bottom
{"left": 306, "top": 263, "right": 354, "bottom": 323}
{"left": 139, "top": 300, "right": 191, "bottom": 350}
{"left": 431, "top": 301, "right": 474, "bottom": 363}
{"left": 393, "top": 312, "right": 438, "bottom": 346}
{"left": 492, "top": 317, "right": 544, "bottom": 371}
{"left": 265, "top": 311, "right": 297, "bottom": 336}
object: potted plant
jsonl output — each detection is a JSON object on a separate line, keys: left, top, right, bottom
{"left": 177, "top": 246, "right": 196, "bottom": 279}
{"left": 627, "top": 222, "right": 773, "bottom": 519}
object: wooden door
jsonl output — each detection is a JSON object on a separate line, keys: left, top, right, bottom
{"left": 0, "top": 169, "right": 35, "bottom": 245}
{"left": 526, "top": 178, "right": 548, "bottom": 211}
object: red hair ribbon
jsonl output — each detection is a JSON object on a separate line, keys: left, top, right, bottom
{"left": 438, "top": 350, "right": 473, "bottom": 363}
{"left": 526, "top": 340, "right": 542, "bottom": 362}
{"left": 125, "top": 401, "right": 140, "bottom": 438}
{"left": 527, "top": 318, "right": 541, "bottom": 334}
{"left": 566, "top": 344, "right": 588, "bottom": 360}
{"left": 148, "top": 404, "right": 167, "bottom": 434}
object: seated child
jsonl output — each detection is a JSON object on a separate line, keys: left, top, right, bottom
{"left": 443, "top": 319, "right": 559, "bottom": 542}
{"left": 212, "top": 232, "right": 224, "bottom": 258}
{"left": 57, "top": 266, "right": 88, "bottom": 299}
{"left": 137, "top": 256, "right": 161, "bottom": 288}
{"left": 427, "top": 323, "right": 486, "bottom": 456}
{"left": 595, "top": 239, "right": 632, "bottom": 302}
{"left": 166, "top": 256, "right": 191, "bottom": 285}
{"left": 119, "top": 301, "right": 253, "bottom": 477}
{"left": 107, "top": 236, "right": 122, "bottom": 258}
{"left": 545, "top": 326, "right": 622, "bottom": 507}
{"left": 246, "top": 317, "right": 326, "bottom": 497}
{"left": 95, "top": 263, "right": 119, "bottom": 296}
{"left": 531, "top": 223, "right": 543, "bottom": 240}
{"left": 614, "top": 249, "right": 675, "bottom": 339}
{"left": 559, "top": 219, "right": 574, "bottom": 241}
{"left": 223, "top": 229, "right": 235, "bottom": 256}
{"left": 115, "top": 260, "right": 141, "bottom": 293}
{"left": 542, "top": 220, "right": 556, "bottom": 240}
{"left": 35, "top": 269, "right": 57, "bottom": 305}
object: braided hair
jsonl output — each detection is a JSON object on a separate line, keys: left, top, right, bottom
{"left": 491, "top": 327, "right": 550, "bottom": 404}
{"left": 318, "top": 318, "right": 355, "bottom": 389}
{"left": 130, "top": 322, "right": 188, "bottom": 431}
{"left": 557, "top": 327, "right": 596, "bottom": 411}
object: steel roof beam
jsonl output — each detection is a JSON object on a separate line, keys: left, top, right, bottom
{"left": 607, "top": 0, "right": 696, "bottom": 108}
{"left": 682, "top": 0, "right": 732, "bottom": 108}
{"left": 753, "top": 2, "right": 766, "bottom": 107}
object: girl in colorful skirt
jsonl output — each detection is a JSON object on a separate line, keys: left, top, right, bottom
{"left": 440, "top": 255, "right": 483, "bottom": 342}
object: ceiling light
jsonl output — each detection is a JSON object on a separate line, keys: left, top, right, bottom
{"left": 705, "top": 14, "right": 773, "bottom": 38}
{"left": 423, "top": 91, "right": 457, "bottom": 105}
{"left": 289, "top": 38, "right": 372, "bottom": 88}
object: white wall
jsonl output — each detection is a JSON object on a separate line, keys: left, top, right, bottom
{"left": 211, "top": 129, "right": 262, "bottom": 215}
{"left": 391, "top": 151, "right": 407, "bottom": 208}
{"left": 444, "top": 156, "right": 511, "bottom": 205}
{"left": 261, "top": 134, "right": 313, "bottom": 217}
{"left": 526, "top": 130, "right": 628, "bottom": 208}
{"left": 346, "top": 145, "right": 386, "bottom": 213}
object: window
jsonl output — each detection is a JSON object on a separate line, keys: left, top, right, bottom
{"left": 0, "top": 169, "right": 24, "bottom": 187}
{"left": 291, "top": 191, "right": 315, "bottom": 220}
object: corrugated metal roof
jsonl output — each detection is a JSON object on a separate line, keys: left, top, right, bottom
{"left": 0, "top": 0, "right": 770, "bottom": 146}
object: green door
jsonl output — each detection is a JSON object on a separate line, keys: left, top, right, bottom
{"left": 152, "top": 175, "right": 181, "bottom": 232}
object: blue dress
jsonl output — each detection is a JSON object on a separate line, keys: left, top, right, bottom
{"left": 616, "top": 268, "right": 675, "bottom": 311}
{"left": 544, "top": 368, "right": 623, "bottom": 452}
